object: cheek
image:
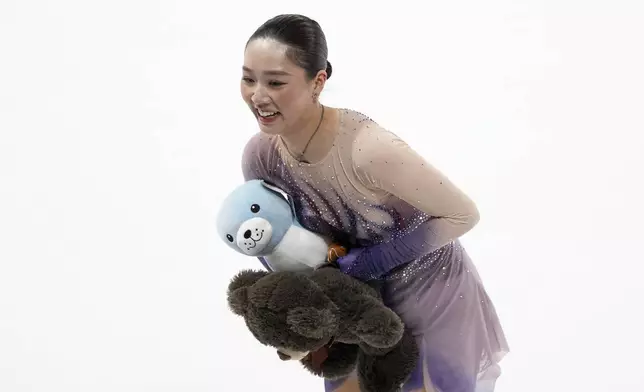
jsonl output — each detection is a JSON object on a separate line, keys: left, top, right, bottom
{"left": 278, "top": 89, "right": 309, "bottom": 113}
{"left": 240, "top": 84, "right": 252, "bottom": 103}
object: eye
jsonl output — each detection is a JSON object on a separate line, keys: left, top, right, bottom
{"left": 226, "top": 234, "right": 234, "bottom": 242}
{"left": 242, "top": 77, "right": 255, "bottom": 84}
{"left": 269, "top": 81, "right": 285, "bottom": 87}
{"left": 250, "top": 204, "right": 260, "bottom": 213}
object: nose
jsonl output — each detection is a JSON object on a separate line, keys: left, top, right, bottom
{"left": 251, "top": 85, "right": 270, "bottom": 106}
{"left": 243, "top": 230, "right": 251, "bottom": 239}
{"left": 277, "top": 351, "right": 291, "bottom": 361}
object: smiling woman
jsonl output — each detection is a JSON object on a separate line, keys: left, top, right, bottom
{"left": 239, "top": 15, "right": 333, "bottom": 164}
{"left": 237, "top": 14, "right": 509, "bottom": 392}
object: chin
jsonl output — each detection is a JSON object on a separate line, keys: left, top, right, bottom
{"left": 256, "top": 115, "right": 287, "bottom": 135}
{"left": 257, "top": 123, "right": 284, "bottom": 135}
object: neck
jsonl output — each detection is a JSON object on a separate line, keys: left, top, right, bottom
{"left": 281, "top": 104, "right": 325, "bottom": 160}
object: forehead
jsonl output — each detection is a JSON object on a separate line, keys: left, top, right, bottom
{"left": 243, "top": 38, "right": 299, "bottom": 74}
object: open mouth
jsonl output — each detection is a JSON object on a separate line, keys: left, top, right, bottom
{"left": 256, "top": 109, "right": 280, "bottom": 119}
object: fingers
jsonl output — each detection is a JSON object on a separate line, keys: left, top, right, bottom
{"left": 327, "top": 244, "right": 348, "bottom": 263}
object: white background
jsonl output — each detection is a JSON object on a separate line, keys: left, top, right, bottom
{"left": 1, "top": 1, "right": 643, "bottom": 391}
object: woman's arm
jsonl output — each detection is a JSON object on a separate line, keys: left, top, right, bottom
{"left": 337, "top": 125, "right": 480, "bottom": 280}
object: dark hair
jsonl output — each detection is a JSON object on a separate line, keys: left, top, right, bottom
{"left": 247, "top": 14, "right": 332, "bottom": 80}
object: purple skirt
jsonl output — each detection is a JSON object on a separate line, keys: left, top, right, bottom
{"left": 325, "top": 241, "right": 509, "bottom": 392}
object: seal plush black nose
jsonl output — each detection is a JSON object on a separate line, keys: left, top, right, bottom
{"left": 243, "top": 230, "right": 251, "bottom": 239}
{"left": 277, "top": 351, "right": 291, "bottom": 361}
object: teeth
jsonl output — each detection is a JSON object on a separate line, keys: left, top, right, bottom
{"left": 258, "top": 109, "right": 278, "bottom": 117}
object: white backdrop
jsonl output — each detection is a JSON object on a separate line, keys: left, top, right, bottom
{"left": 1, "top": 1, "right": 643, "bottom": 391}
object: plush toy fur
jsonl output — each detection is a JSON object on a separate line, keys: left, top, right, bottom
{"left": 228, "top": 266, "right": 419, "bottom": 392}
{"left": 216, "top": 179, "right": 338, "bottom": 271}
{"left": 218, "top": 180, "right": 419, "bottom": 390}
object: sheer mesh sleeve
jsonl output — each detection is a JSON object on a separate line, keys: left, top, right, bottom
{"left": 241, "top": 132, "right": 266, "bottom": 182}
{"left": 337, "top": 125, "right": 480, "bottom": 280}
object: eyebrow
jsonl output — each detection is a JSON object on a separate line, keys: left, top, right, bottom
{"left": 242, "top": 66, "right": 291, "bottom": 76}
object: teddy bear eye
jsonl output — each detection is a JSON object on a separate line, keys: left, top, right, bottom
{"left": 226, "top": 234, "right": 234, "bottom": 242}
{"left": 250, "top": 204, "right": 260, "bottom": 213}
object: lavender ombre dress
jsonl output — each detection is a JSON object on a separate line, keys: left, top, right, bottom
{"left": 241, "top": 108, "right": 509, "bottom": 392}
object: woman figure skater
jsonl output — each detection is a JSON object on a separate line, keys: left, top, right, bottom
{"left": 238, "top": 14, "right": 509, "bottom": 392}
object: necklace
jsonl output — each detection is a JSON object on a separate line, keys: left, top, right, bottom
{"left": 288, "top": 105, "right": 325, "bottom": 163}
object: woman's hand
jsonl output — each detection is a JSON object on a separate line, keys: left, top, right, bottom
{"left": 335, "top": 247, "right": 368, "bottom": 275}
{"left": 327, "top": 243, "right": 348, "bottom": 263}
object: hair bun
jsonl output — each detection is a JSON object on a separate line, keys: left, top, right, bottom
{"left": 249, "top": 15, "right": 331, "bottom": 81}
{"left": 325, "top": 60, "right": 333, "bottom": 79}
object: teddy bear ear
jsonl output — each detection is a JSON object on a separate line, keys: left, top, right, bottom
{"left": 286, "top": 307, "right": 337, "bottom": 339}
{"left": 227, "top": 269, "right": 269, "bottom": 316}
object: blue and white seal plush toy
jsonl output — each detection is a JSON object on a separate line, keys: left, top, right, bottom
{"left": 216, "top": 180, "right": 341, "bottom": 272}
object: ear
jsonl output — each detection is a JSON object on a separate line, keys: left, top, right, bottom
{"left": 227, "top": 269, "right": 269, "bottom": 316}
{"left": 312, "top": 70, "right": 327, "bottom": 92}
{"left": 260, "top": 180, "right": 288, "bottom": 200}
{"left": 260, "top": 180, "right": 297, "bottom": 219}
{"left": 286, "top": 307, "right": 337, "bottom": 339}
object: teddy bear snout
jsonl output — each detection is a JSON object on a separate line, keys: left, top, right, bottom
{"left": 277, "top": 350, "right": 291, "bottom": 361}
{"left": 276, "top": 348, "right": 309, "bottom": 361}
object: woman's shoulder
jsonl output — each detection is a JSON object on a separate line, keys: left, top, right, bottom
{"left": 340, "top": 108, "right": 426, "bottom": 189}
{"left": 241, "top": 132, "right": 280, "bottom": 181}
{"left": 241, "top": 131, "right": 282, "bottom": 164}
{"left": 340, "top": 108, "right": 402, "bottom": 158}
{"left": 242, "top": 131, "right": 277, "bottom": 153}
{"left": 340, "top": 108, "right": 395, "bottom": 138}
{"left": 340, "top": 107, "right": 380, "bottom": 129}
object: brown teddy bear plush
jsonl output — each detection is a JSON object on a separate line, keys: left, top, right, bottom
{"left": 227, "top": 265, "right": 419, "bottom": 392}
